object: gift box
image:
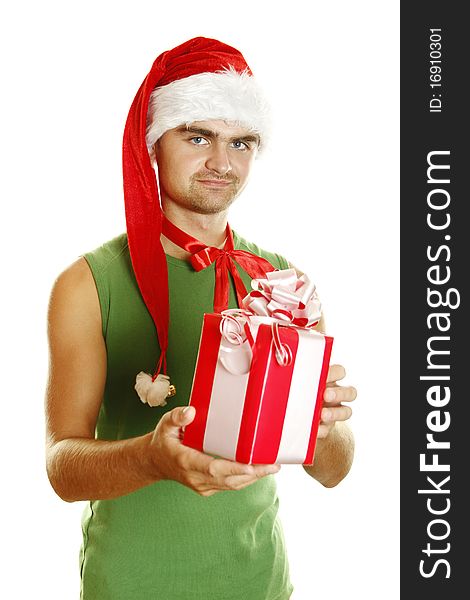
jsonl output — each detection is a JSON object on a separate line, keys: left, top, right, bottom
{"left": 183, "top": 269, "right": 333, "bottom": 465}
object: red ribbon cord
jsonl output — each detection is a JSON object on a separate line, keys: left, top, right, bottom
{"left": 161, "top": 214, "right": 276, "bottom": 313}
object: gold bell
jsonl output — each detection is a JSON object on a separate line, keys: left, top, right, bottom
{"left": 167, "top": 384, "right": 176, "bottom": 398}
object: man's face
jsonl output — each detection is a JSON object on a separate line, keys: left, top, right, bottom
{"left": 153, "top": 120, "right": 260, "bottom": 215}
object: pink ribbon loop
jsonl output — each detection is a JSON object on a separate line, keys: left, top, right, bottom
{"left": 271, "top": 321, "right": 293, "bottom": 367}
{"left": 219, "top": 309, "right": 254, "bottom": 375}
{"left": 219, "top": 309, "right": 254, "bottom": 346}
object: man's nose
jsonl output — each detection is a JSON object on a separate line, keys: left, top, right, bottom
{"left": 205, "top": 143, "right": 232, "bottom": 176}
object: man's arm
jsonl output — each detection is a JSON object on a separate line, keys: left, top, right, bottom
{"left": 45, "top": 257, "right": 158, "bottom": 501}
{"left": 287, "top": 261, "right": 356, "bottom": 487}
{"left": 45, "top": 258, "right": 279, "bottom": 502}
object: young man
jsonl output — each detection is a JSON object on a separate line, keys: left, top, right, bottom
{"left": 45, "top": 37, "right": 355, "bottom": 599}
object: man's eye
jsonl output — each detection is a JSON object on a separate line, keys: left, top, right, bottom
{"left": 190, "top": 137, "right": 208, "bottom": 145}
{"left": 231, "top": 140, "right": 249, "bottom": 150}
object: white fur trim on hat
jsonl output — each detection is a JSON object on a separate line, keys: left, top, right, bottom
{"left": 146, "top": 66, "right": 271, "bottom": 151}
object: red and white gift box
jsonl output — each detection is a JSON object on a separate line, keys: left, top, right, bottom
{"left": 183, "top": 269, "right": 333, "bottom": 464}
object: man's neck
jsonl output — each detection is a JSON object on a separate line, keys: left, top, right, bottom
{"left": 160, "top": 202, "right": 229, "bottom": 260}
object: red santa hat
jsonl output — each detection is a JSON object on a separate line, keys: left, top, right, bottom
{"left": 122, "top": 37, "right": 270, "bottom": 398}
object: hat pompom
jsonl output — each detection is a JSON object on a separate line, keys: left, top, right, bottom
{"left": 135, "top": 372, "right": 171, "bottom": 407}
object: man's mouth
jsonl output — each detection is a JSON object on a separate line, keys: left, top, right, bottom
{"left": 196, "top": 179, "right": 232, "bottom": 187}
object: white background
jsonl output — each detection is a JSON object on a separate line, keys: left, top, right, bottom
{"left": 1, "top": 1, "right": 399, "bottom": 598}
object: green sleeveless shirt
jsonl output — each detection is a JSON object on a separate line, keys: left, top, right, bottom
{"left": 79, "top": 230, "right": 294, "bottom": 600}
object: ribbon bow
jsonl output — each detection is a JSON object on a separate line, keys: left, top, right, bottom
{"left": 162, "top": 214, "right": 276, "bottom": 314}
{"left": 241, "top": 268, "right": 322, "bottom": 328}
{"left": 218, "top": 268, "right": 321, "bottom": 373}
{"left": 191, "top": 247, "right": 275, "bottom": 313}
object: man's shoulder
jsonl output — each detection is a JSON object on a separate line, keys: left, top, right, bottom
{"left": 81, "top": 232, "right": 129, "bottom": 274}
{"left": 233, "top": 229, "right": 290, "bottom": 270}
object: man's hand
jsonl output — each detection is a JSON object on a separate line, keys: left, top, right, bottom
{"left": 147, "top": 405, "right": 280, "bottom": 497}
{"left": 317, "top": 364, "right": 356, "bottom": 439}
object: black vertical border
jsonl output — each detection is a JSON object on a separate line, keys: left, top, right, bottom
{"left": 401, "top": 3, "right": 467, "bottom": 597}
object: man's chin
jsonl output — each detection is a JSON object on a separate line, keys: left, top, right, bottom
{"left": 186, "top": 192, "right": 238, "bottom": 215}
{"left": 187, "top": 201, "right": 234, "bottom": 215}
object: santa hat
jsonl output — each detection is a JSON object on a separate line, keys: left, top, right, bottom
{"left": 122, "top": 37, "right": 270, "bottom": 401}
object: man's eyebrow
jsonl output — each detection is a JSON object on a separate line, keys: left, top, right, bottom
{"left": 175, "top": 125, "right": 259, "bottom": 144}
{"left": 176, "top": 125, "right": 215, "bottom": 138}
{"left": 234, "top": 134, "right": 260, "bottom": 144}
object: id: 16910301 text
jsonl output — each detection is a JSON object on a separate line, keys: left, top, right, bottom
{"left": 429, "top": 28, "right": 442, "bottom": 113}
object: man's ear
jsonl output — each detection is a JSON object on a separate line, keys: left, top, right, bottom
{"left": 149, "top": 141, "right": 160, "bottom": 165}
{"left": 151, "top": 142, "right": 158, "bottom": 162}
